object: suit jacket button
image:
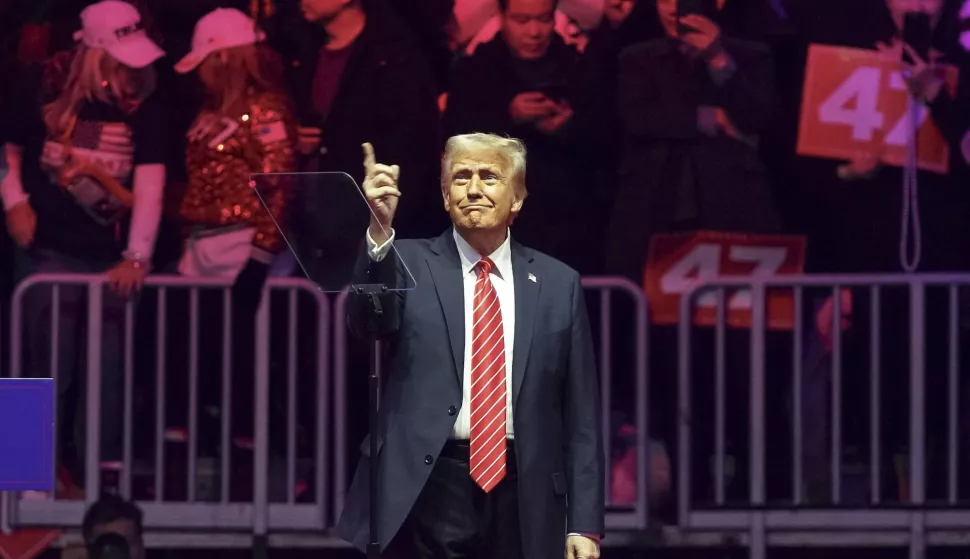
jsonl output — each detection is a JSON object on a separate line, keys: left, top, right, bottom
{"left": 424, "top": 455, "right": 433, "bottom": 465}
{"left": 447, "top": 405, "right": 457, "bottom": 416}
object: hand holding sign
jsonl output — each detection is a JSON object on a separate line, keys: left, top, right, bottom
{"left": 900, "top": 44, "right": 946, "bottom": 103}
{"left": 797, "top": 44, "right": 959, "bottom": 175}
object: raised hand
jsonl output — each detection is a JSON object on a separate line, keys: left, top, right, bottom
{"left": 900, "top": 43, "right": 944, "bottom": 103}
{"left": 678, "top": 14, "right": 722, "bottom": 58}
{"left": 362, "top": 142, "right": 401, "bottom": 243}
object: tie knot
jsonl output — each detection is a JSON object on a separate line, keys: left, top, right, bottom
{"left": 476, "top": 257, "right": 495, "bottom": 278}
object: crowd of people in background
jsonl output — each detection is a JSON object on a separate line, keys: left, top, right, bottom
{"left": 0, "top": 0, "right": 968, "bottom": 513}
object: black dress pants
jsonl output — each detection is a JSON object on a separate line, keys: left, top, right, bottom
{"left": 388, "top": 440, "right": 525, "bottom": 559}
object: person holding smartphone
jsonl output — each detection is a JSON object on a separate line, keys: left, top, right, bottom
{"left": 608, "top": 0, "right": 786, "bottom": 505}
{"left": 283, "top": 0, "right": 444, "bottom": 240}
{"left": 443, "top": 0, "right": 613, "bottom": 276}
{"left": 608, "top": 0, "right": 782, "bottom": 280}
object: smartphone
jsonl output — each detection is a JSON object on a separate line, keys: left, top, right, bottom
{"left": 902, "top": 11, "right": 932, "bottom": 64}
{"left": 677, "top": 0, "right": 718, "bottom": 35}
{"left": 532, "top": 82, "right": 568, "bottom": 102}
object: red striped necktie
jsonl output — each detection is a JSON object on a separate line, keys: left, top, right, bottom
{"left": 469, "top": 257, "right": 507, "bottom": 493}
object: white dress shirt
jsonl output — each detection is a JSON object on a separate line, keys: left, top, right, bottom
{"left": 366, "top": 227, "right": 516, "bottom": 439}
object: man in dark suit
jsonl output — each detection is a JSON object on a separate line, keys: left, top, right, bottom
{"left": 335, "top": 134, "right": 604, "bottom": 559}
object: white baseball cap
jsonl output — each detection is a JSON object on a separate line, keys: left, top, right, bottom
{"left": 74, "top": 0, "right": 164, "bottom": 69}
{"left": 175, "top": 8, "right": 266, "bottom": 74}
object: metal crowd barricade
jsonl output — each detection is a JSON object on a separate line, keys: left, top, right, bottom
{"left": 677, "top": 273, "right": 970, "bottom": 559}
{"left": 3, "top": 273, "right": 650, "bottom": 544}
{"left": 333, "top": 276, "right": 651, "bottom": 531}
{"left": 2, "top": 273, "right": 331, "bottom": 541}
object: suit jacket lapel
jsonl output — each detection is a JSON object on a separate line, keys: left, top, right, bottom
{"left": 426, "top": 231, "right": 465, "bottom": 386}
{"left": 511, "top": 241, "right": 538, "bottom": 409}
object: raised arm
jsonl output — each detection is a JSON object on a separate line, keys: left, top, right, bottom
{"left": 347, "top": 142, "right": 406, "bottom": 340}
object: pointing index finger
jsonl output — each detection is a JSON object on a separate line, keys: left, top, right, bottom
{"left": 362, "top": 142, "right": 376, "bottom": 176}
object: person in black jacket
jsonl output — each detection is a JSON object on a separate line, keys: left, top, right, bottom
{"left": 607, "top": 0, "right": 782, "bottom": 281}
{"left": 284, "top": 0, "right": 444, "bottom": 253}
{"left": 606, "top": 0, "right": 788, "bottom": 507}
{"left": 444, "top": 0, "right": 612, "bottom": 276}
{"left": 279, "top": 0, "right": 445, "bottom": 480}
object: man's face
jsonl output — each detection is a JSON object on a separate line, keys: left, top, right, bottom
{"left": 90, "top": 519, "right": 144, "bottom": 559}
{"left": 885, "top": 0, "right": 944, "bottom": 31}
{"left": 656, "top": 0, "right": 678, "bottom": 36}
{"left": 300, "top": 0, "right": 349, "bottom": 23}
{"left": 443, "top": 150, "right": 524, "bottom": 232}
{"left": 501, "top": 0, "right": 556, "bottom": 60}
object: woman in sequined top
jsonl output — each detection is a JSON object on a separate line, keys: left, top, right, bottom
{"left": 176, "top": 7, "right": 296, "bottom": 271}
{"left": 174, "top": 7, "right": 296, "bottom": 445}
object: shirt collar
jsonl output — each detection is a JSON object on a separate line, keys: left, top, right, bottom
{"left": 452, "top": 227, "right": 513, "bottom": 280}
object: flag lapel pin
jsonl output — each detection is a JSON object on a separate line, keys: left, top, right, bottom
{"left": 528, "top": 273, "right": 537, "bottom": 283}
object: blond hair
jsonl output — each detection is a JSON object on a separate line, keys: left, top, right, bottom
{"left": 197, "top": 44, "right": 279, "bottom": 115}
{"left": 441, "top": 133, "right": 528, "bottom": 197}
{"left": 43, "top": 45, "right": 157, "bottom": 136}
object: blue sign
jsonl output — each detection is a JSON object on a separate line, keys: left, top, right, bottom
{"left": 0, "top": 379, "right": 55, "bottom": 491}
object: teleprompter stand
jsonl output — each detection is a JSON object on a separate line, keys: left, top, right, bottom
{"left": 350, "top": 283, "right": 389, "bottom": 559}
{"left": 250, "top": 171, "right": 414, "bottom": 558}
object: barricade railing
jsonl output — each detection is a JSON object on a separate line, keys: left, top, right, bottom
{"left": 677, "top": 273, "right": 970, "bottom": 559}
{"left": 333, "top": 276, "right": 651, "bottom": 531}
{"left": 2, "top": 273, "right": 331, "bottom": 539}
{"left": 2, "top": 273, "right": 651, "bottom": 543}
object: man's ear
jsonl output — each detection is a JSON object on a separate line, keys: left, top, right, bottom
{"left": 442, "top": 187, "right": 451, "bottom": 212}
{"left": 507, "top": 194, "right": 525, "bottom": 225}
{"left": 511, "top": 190, "right": 526, "bottom": 214}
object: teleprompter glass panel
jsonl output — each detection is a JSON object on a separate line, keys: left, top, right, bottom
{"left": 251, "top": 172, "right": 416, "bottom": 292}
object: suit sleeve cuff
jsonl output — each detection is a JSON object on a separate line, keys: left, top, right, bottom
{"left": 365, "top": 227, "right": 395, "bottom": 262}
{"left": 567, "top": 532, "right": 601, "bottom": 541}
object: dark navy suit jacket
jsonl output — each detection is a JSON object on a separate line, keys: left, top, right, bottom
{"left": 334, "top": 229, "right": 604, "bottom": 558}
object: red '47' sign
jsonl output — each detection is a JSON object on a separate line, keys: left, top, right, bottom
{"left": 643, "top": 231, "right": 806, "bottom": 330}
{"left": 797, "top": 44, "right": 959, "bottom": 175}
